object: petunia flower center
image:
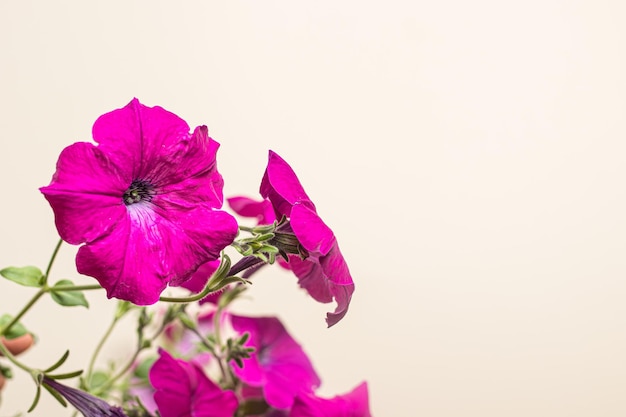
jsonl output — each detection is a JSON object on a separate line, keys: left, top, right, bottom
{"left": 123, "top": 179, "right": 155, "bottom": 206}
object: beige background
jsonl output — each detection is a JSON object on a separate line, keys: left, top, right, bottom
{"left": 1, "top": 1, "right": 626, "bottom": 416}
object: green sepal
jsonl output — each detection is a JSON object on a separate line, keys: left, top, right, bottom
{"left": 43, "top": 350, "right": 70, "bottom": 373}
{"left": 210, "top": 276, "right": 250, "bottom": 293}
{"left": 238, "top": 332, "right": 250, "bottom": 345}
{"left": 27, "top": 384, "right": 42, "bottom": 412}
{"left": 0, "top": 266, "right": 44, "bottom": 287}
{"left": 50, "top": 280, "right": 89, "bottom": 308}
{"left": 42, "top": 383, "right": 68, "bottom": 408}
{"left": 0, "top": 314, "right": 29, "bottom": 339}
{"left": 46, "top": 369, "right": 83, "bottom": 380}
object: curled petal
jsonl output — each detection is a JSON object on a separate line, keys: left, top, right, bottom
{"left": 260, "top": 150, "right": 315, "bottom": 218}
{"left": 289, "top": 250, "right": 354, "bottom": 327}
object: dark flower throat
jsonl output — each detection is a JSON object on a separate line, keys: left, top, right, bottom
{"left": 123, "top": 179, "right": 154, "bottom": 205}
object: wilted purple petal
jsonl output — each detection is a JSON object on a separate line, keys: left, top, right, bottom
{"left": 43, "top": 377, "right": 128, "bottom": 417}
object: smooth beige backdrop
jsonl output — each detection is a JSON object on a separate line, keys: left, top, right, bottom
{"left": 1, "top": 1, "right": 625, "bottom": 416}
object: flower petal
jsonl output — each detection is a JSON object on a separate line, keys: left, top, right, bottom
{"left": 227, "top": 196, "right": 276, "bottom": 225}
{"left": 156, "top": 126, "right": 226, "bottom": 208}
{"left": 230, "top": 315, "right": 321, "bottom": 409}
{"left": 180, "top": 259, "right": 221, "bottom": 293}
{"left": 76, "top": 205, "right": 237, "bottom": 305}
{"left": 150, "top": 349, "right": 238, "bottom": 417}
{"left": 92, "top": 99, "right": 189, "bottom": 181}
{"left": 260, "top": 151, "right": 315, "bottom": 218}
{"left": 288, "top": 244, "right": 355, "bottom": 327}
{"left": 40, "top": 142, "right": 128, "bottom": 244}
{"left": 290, "top": 382, "right": 371, "bottom": 417}
{"left": 290, "top": 203, "right": 335, "bottom": 256}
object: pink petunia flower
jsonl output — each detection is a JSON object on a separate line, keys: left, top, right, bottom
{"left": 290, "top": 382, "right": 372, "bottom": 417}
{"left": 230, "top": 314, "right": 321, "bottom": 410}
{"left": 149, "top": 348, "right": 238, "bottom": 417}
{"left": 40, "top": 99, "right": 238, "bottom": 305}
{"left": 260, "top": 151, "right": 355, "bottom": 327}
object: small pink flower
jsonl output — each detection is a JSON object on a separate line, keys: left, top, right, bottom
{"left": 149, "top": 348, "right": 238, "bottom": 417}
{"left": 260, "top": 151, "right": 355, "bottom": 327}
{"left": 290, "top": 382, "right": 372, "bottom": 417}
{"left": 230, "top": 314, "right": 321, "bottom": 409}
{"left": 40, "top": 99, "right": 238, "bottom": 305}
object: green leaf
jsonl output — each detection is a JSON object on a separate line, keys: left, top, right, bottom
{"left": 133, "top": 356, "right": 157, "bottom": 380}
{"left": 0, "top": 314, "right": 29, "bottom": 339}
{"left": 50, "top": 280, "right": 89, "bottom": 308}
{"left": 0, "top": 266, "right": 44, "bottom": 287}
{"left": 86, "top": 371, "right": 109, "bottom": 391}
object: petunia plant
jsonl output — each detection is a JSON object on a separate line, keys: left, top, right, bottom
{"left": 0, "top": 99, "right": 371, "bottom": 417}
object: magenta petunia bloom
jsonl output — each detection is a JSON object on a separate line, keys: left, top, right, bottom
{"left": 230, "top": 314, "right": 321, "bottom": 409}
{"left": 40, "top": 99, "right": 238, "bottom": 305}
{"left": 290, "top": 382, "right": 372, "bottom": 417}
{"left": 260, "top": 151, "right": 355, "bottom": 327}
{"left": 149, "top": 348, "right": 238, "bottom": 417}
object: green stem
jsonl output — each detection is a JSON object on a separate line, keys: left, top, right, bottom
{"left": 0, "top": 289, "right": 45, "bottom": 337}
{"left": 0, "top": 338, "right": 32, "bottom": 373}
{"left": 84, "top": 316, "right": 119, "bottom": 390}
{"left": 43, "top": 239, "right": 63, "bottom": 285}
{"left": 91, "top": 312, "right": 170, "bottom": 396}
{"left": 0, "top": 285, "right": 102, "bottom": 338}
{"left": 50, "top": 285, "right": 103, "bottom": 292}
{"left": 212, "top": 305, "right": 234, "bottom": 388}
{"left": 158, "top": 284, "right": 216, "bottom": 303}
